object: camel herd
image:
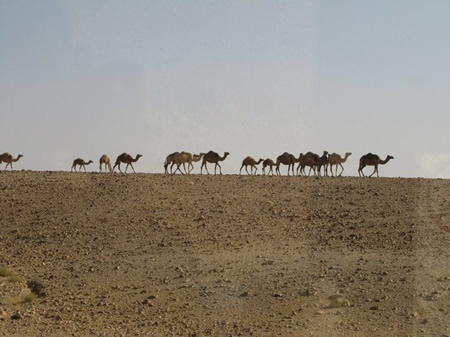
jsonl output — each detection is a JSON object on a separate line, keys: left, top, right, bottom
{"left": 70, "top": 153, "right": 143, "bottom": 173}
{"left": 0, "top": 150, "right": 394, "bottom": 177}
{"left": 164, "top": 150, "right": 394, "bottom": 177}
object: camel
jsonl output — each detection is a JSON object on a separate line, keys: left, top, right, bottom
{"left": 164, "top": 152, "right": 179, "bottom": 174}
{"left": 99, "top": 154, "right": 112, "bottom": 173}
{"left": 262, "top": 158, "right": 276, "bottom": 176}
{"left": 297, "top": 151, "right": 328, "bottom": 177}
{"left": 297, "top": 152, "right": 318, "bottom": 176}
{"left": 275, "top": 152, "right": 301, "bottom": 176}
{"left": 113, "top": 153, "right": 143, "bottom": 173}
{"left": 317, "top": 151, "right": 329, "bottom": 177}
{"left": 358, "top": 153, "right": 394, "bottom": 178}
{"left": 239, "top": 156, "right": 264, "bottom": 175}
{"left": 200, "top": 151, "right": 230, "bottom": 175}
{"left": 328, "top": 152, "right": 352, "bottom": 177}
{"left": 171, "top": 152, "right": 205, "bottom": 175}
{"left": 0, "top": 153, "right": 23, "bottom": 170}
{"left": 71, "top": 158, "right": 93, "bottom": 172}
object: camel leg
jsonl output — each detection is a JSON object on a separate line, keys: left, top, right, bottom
{"left": 188, "top": 162, "right": 194, "bottom": 174}
{"left": 174, "top": 164, "right": 185, "bottom": 175}
{"left": 239, "top": 165, "right": 244, "bottom": 175}
{"left": 245, "top": 166, "right": 250, "bottom": 175}
{"left": 254, "top": 167, "right": 258, "bottom": 175}
{"left": 83, "top": 164, "right": 86, "bottom": 172}
{"left": 368, "top": 165, "right": 379, "bottom": 178}
{"left": 359, "top": 165, "right": 365, "bottom": 177}
{"left": 339, "top": 163, "right": 344, "bottom": 176}
{"left": 216, "top": 163, "right": 222, "bottom": 175}
{"left": 170, "top": 162, "right": 176, "bottom": 174}
{"left": 202, "top": 162, "right": 210, "bottom": 175}
{"left": 129, "top": 163, "right": 136, "bottom": 173}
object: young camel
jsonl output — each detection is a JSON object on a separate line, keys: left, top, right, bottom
{"left": 239, "top": 156, "right": 264, "bottom": 175}
{"left": 171, "top": 152, "right": 205, "bottom": 175}
{"left": 275, "top": 152, "right": 300, "bottom": 176}
{"left": 164, "top": 152, "right": 179, "bottom": 174}
{"left": 201, "top": 151, "right": 230, "bottom": 175}
{"left": 262, "top": 158, "right": 276, "bottom": 176}
{"left": 113, "top": 153, "right": 143, "bottom": 173}
{"left": 0, "top": 153, "right": 23, "bottom": 170}
{"left": 328, "top": 152, "right": 352, "bottom": 177}
{"left": 71, "top": 158, "right": 93, "bottom": 172}
{"left": 358, "top": 153, "right": 394, "bottom": 177}
{"left": 99, "top": 154, "right": 112, "bottom": 173}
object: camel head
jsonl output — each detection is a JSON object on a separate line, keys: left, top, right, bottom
{"left": 322, "top": 151, "right": 328, "bottom": 156}
{"left": 224, "top": 152, "right": 230, "bottom": 157}
{"left": 86, "top": 160, "right": 93, "bottom": 165}
{"left": 387, "top": 155, "right": 394, "bottom": 160}
{"left": 136, "top": 154, "right": 143, "bottom": 159}
{"left": 17, "top": 154, "right": 24, "bottom": 159}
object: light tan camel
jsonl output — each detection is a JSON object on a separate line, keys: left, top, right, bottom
{"left": 358, "top": 153, "right": 394, "bottom": 177}
{"left": 239, "top": 156, "right": 264, "bottom": 175}
{"left": 171, "top": 152, "right": 205, "bottom": 175}
{"left": 329, "top": 152, "right": 352, "bottom": 177}
{"left": 275, "top": 152, "right": 301, "bottom": 176}
{"left": 99, "top": 154, "right": 112, "bottom": 173}
{"left": 262, "top": 158, "right": 276, "bottom": 176}
{"left": 71, "top": 158, "right": 93, "bottom": 172}
{"left": 0, "top": 153, "right": 23, "bottom": 170}
{"left": 113, "top": 153, "right": 143, "bottom": 173}
{"left": 164, "top": 152, "right": 179, "bottom": 174}
{"left": 201, "top": 151, "right": 230, "bottom": 175}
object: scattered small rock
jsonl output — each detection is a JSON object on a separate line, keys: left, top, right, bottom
{"left": 11, "top": 311, "right": 22, "bottom": 320}
{"left": 326, "top": 295, "right": 351, "bottom": 309}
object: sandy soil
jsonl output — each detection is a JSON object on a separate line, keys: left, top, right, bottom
{"left": 0, "top": 171, "right": 449, "bottom": 336}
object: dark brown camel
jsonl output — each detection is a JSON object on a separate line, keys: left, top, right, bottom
{"left": 275, "top": 152, "right": 301, "bottom": 176}
{"left": 240, "top": 156, "right": 264, "bottom": 175}
{"left": 358, "top": 153, "right": 394, "bottom": 177}
{"left": 71, "top": 158, "right": 93, "bottom": 172}
{"left": 113, "top": 153, "right": 143, "bottom": 173}
{"left": 200, "top": 151, "right": 230, "bottom": 175}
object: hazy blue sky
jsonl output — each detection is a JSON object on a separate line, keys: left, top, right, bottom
{"left": 1, "top": 0, "right": 449, "bottom": 177}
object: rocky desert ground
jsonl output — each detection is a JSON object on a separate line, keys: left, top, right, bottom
{"left": 0, "top": 171, "right": 449, "bottom": 336}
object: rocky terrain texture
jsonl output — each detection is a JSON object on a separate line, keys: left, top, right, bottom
{"left": 0, "top": 171, "right": 449, "bottom": 336}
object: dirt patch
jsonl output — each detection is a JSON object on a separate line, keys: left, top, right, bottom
{"left": 0, "top": 172, "right": 449, "bottom": 336}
